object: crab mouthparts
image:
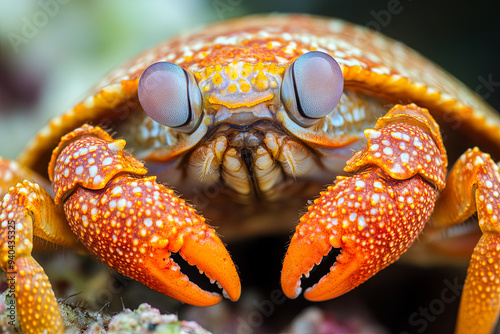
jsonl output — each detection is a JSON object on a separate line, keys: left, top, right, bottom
{"left": 189, "top": 119, "right": 314, "bottom": 200}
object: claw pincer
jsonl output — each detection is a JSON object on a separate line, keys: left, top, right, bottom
{"left": 281, "top": 105, "right": 447, "bottom": 301}
{"left": 49, "top": 125, "right": 240, "bottom": 306}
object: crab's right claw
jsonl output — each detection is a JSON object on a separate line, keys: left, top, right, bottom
{"left": 50, "top": 125, "right": 241, "bottom": 306}
{"left": 282, "top": 105, "right": 447, "bottom": 301}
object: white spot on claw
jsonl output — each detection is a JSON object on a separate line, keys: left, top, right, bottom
{"left": 355, "top": 180, "right": 365, "bottom": 188}
{"left": 391, "top": 132, "right": 403, "bottom": 140}
{"left": 366, "top": 130, "right": 381, "bottom": 139}
{"left": 117, "top": 198, "right": 126, "bottom": 209}
{"left": 401, "top": 153, "right": 410, "bottom": 163}
{"left": 89, "top": 166, "right": 98, "bottom": 177}
{"left": 108, "top": 142, "right": 122, "bottom": 153}
{"left": 82, "top": 215, "right": 88, "bottom": 227}
{"left": 358, "top": 216, "right": 366, "bottom": 228}
{"left": 93, "top": 175, "right": 103, "bottom": 184}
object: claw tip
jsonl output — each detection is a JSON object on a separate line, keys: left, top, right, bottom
{"left": 293, "top": 286, "right": 302, "bottom": 299}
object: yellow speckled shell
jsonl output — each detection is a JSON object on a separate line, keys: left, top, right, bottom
{"left": 18, "top": 14, "right": 500, "bottom": 176}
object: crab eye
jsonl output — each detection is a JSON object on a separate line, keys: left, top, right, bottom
{"left": 138, "top": 62, "right": 202, "bottom": 133}
{"left": 281, "top": 51, "right": 343, "bottom": 127}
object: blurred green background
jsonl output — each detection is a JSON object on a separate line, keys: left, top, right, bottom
{"left": 0, "top": 0, "right": 499, "bottom": 159}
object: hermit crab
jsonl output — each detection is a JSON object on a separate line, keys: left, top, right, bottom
{"left": 1, "top": 14, "right": 500, "bottom": 333}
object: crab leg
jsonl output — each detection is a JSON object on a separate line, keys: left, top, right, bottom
{"left": 49, "top": 125, "right": 240, "bottom": 306}
{"left": 0, "top": 159, "right": 84, "bottom": 251}
{"left": 281, "top": 104, "right": 447, "bottom": 301}
{"left": 431, "top": 148, "right": 500, "bottom": 334}
{"left": 0, "top": 180, "right": 77, "bottom": 334}
{"left": 0, "top": 156, "right": 91, "bottom": 333}
{"left": 0, "top": 157, "right": 51, "bottom": 199}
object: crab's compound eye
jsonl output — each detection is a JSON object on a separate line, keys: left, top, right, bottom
{"left": 138, "top": 62, "right": 202, "bottom": 133}
{"left": 281, "top": 51, "right": 343, "bottom": 127}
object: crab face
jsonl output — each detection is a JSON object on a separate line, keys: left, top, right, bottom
{"left": 135, "top": 51, "right": 356, "bottom": 202}
{"left": 2, "top": 14, "right": 500, "bottom": 334}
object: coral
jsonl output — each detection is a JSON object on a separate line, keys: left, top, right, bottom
{"left": 0, "top": 290, "right": 211, "bottom": 333}
{"left": 107, "top": 303, "right": 211, "bottom": 334}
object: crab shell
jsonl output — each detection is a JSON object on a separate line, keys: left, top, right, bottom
{"left": 18, "top": 14, "right": 500, "bottom": 180}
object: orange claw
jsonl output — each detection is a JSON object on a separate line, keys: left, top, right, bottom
{"left": 281, "top": 104, "right": 447, "bottom": 301}
{"left": 50, "top": 125, "right": 241, "bottom": 306}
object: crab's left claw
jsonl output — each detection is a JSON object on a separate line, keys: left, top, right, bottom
{"left": 282, "top": 105, "right": 447, "bottom": 301}
{"left": 50, "top": 126, "right": 241, "bottom": 306}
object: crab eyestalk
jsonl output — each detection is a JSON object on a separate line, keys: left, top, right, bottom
{"left": 281, "top": 104, "right": 447, "bottom": 301}
{"left": 49, "top": 125, "right": 241, "bottom": 306}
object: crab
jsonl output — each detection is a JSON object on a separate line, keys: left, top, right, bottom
{"left": 1, "top": 13, "right": 500, "bottom": 333}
